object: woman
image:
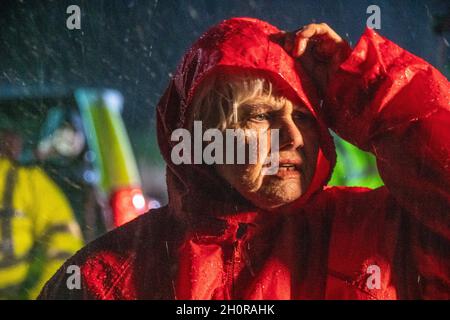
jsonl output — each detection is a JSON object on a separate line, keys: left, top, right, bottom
{"left": 39, "top": 17, "right": 449, "bottom": 300}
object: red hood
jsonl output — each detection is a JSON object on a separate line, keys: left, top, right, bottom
{"left": 156, "top": 17, "right": 336, "bottom": 226}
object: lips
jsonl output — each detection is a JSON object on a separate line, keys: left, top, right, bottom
{"left": 270, "top": 158, "right": 303, "bottom": 178}
{"left": 278, "top": 159, "right": 302, "bottom": 170}
{"left": 278, "top": 164, "right": 297, "bottom": 171}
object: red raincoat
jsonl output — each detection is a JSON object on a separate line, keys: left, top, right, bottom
{"left": 39, "top": 18, "right": 450, "bottom": 300}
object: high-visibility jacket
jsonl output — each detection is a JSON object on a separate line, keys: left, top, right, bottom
{"left": 0, "top": 157, "right": 83, "bottom": 299}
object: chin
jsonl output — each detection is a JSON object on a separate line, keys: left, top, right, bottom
{"left": 245, "top": 181, "right": 304, "bottom": 211}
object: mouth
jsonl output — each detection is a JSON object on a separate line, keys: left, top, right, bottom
{"left": 278, "top": 158, "right": 302, "bottom": 169}
{"left": 265, "top": 158, "right": 303, "bottom": 178}
{"left": 278, "top": 163, "right": 299, "bottom": 171}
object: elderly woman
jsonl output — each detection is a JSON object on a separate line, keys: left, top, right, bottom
{"left": 39, "top": 18, "right": 449, "bottom": 300}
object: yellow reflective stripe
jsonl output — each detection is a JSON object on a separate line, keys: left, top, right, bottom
{"left": 42, "top": 223, "right": 71, "bottom": 237}
{"left": 45, "top": 232, "right": 82, "bottom": 253}
{"left": 0, "top": 283, "right": 23, "bottom": 299}
{"left": 0, "top": 255, "right": 29, "bottom": 268}
{"left": 10, "top": 216, "right": 34, "bottom": 257}
{"left": 46, "top": 250, "right": 74, "bottom": 261}
{"left": 40, "top": 222, "right": 81, "bottom": 240}
{"left": 0, "top": 261, "right": 28, "bottom": 288}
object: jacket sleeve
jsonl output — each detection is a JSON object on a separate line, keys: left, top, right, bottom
{"left": 28, "top": 168, "right": 84, "bottom": 299}
{"left": 325, "top": 28, "right": 450, "bottom": 298}
{"left": 326, "top": 28, "right": 450, "bottom": 240}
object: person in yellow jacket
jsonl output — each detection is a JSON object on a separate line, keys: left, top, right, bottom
{"left": 0, "top": 129, "right": 83, "bottom": 299}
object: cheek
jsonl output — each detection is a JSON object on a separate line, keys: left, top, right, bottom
{"left": 216, "top": 130, "right": 270, "bottom": 192}
{"left": 216, "top": 163, "right": 265, "bottom": 193}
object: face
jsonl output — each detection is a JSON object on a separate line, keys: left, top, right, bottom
{"left": 0, "top": 131, "right": 23, "bottom": 160}
{"left": 215, "top": 96, "right": 320, "bottom": 211}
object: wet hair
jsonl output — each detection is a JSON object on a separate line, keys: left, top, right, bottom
{"left": 190, "top": 71, "right": 292, "bottom": 131}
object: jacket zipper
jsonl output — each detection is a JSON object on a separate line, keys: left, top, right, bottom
{"left": 226, "top": 223, "right": 249, "bottom": 298}
{"left": 225, "top": 240, "right": 239, "bottom": 298}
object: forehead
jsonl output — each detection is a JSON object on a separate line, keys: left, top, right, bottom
{"left": 238, "top": 94, "right": 310, "bottom": 113}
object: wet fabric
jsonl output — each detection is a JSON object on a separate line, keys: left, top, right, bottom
{"left": 38, "top": 18, "right": 449, "bottom": 300}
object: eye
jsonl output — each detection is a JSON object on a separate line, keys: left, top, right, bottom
{"left": 293, "top": 111, "right": 314, "bottom": 124}
{"left": 250, "top": 113, "right": 271, "bottom": 122}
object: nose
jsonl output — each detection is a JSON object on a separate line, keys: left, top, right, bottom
{"left": 278, "top": 117, "right": 304, "bottom": 150}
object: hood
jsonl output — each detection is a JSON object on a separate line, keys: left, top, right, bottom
{"left": 156, "top": 17, "right": 336, "bottom": 227}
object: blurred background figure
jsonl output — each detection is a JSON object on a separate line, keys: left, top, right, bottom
{"left": 0, "top": 119, "right": 83, "bottom": 299}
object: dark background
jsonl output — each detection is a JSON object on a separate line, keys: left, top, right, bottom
{"left": 1, "top": 0, "right": 449, "bottom": 200}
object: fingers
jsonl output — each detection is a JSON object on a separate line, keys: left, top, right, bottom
{"left": 293, "top": 36, "right": 309, "bottom": 58}
{"left": 281, "top": 23, "right": 350, "bottom": 94}
{"left": 296, "top": 23, "right": 341, "bottom": 41}
{"left": 291, "top": 23, "right": 344, "bottom": 58}
{"left": 280, "top": 23, "right": 351, "bottom": 94}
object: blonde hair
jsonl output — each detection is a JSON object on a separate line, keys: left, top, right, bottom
{"left": 190, "top": 72, "right": 292, "bottom": 131}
